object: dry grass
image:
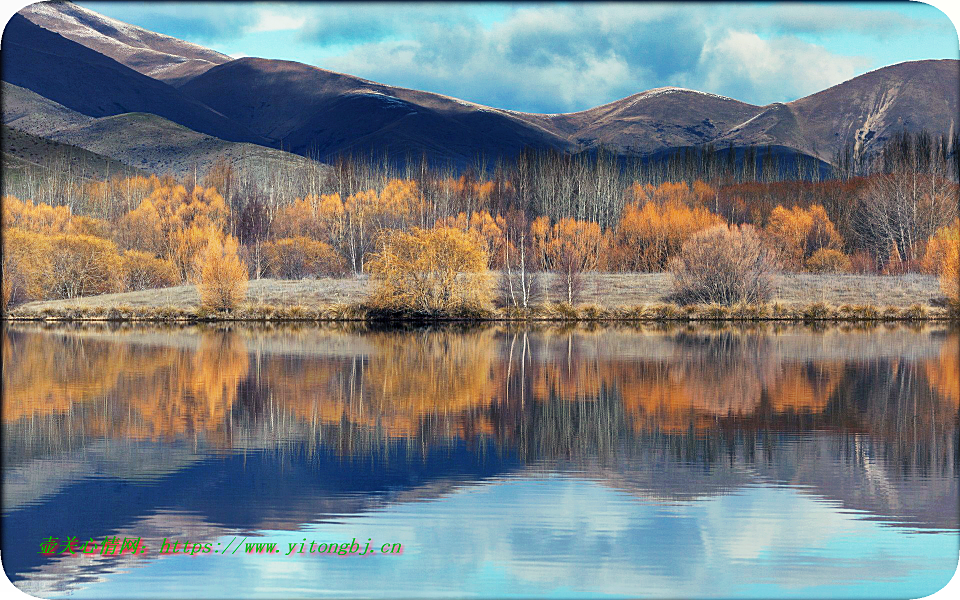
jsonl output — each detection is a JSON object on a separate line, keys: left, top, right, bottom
{"left": 555, "top": 272, "right": 944, "bottom": 308}
{"left": 6, "top": 272, "right": 952, "bottom": 321}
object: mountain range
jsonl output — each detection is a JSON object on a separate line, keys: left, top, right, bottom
{"left": 2, "top": 1, "right": 958, "bottom": 175}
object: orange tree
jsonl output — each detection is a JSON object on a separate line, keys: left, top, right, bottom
{"left": 368, "top": 225, "right": 492, "bottom": 313}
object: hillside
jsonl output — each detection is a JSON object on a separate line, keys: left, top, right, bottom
{"left": 48, "top": 112, "right": 322, "bottom": 177}
{"left": 2, "top": 82, "right": 320, "bottom": 177}
{"left": 525, "top": 88, "right": 762, "bottom": 154}
{"left": 1, "top": 81, "right": 94, "bottom": 136}
{"left": 18, "top": 1, "right": 230, "bottom": 86}
{"left": 2, "top": 125, "right": 142, "bottom": 195}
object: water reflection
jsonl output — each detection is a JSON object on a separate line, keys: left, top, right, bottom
{"left": 2, "top": 323, "right": 958, "bottom": 598}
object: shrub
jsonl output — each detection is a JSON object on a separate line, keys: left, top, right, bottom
{"left": 368, "top": 225, "right": 493, "bottom": 312}
{"left": 121, "top": 251, "right": 179, "bottom": 291}
{"left": 195, "top": 229, "right": 248, "bottom": 311}
{"left": 263, "top": 236, "right": 347, "bottom": 279}
{"left": 805, "top": 248, "right": 852, "bottom": 274}
{"left": 669, "top": 224, "right": 775, "bottom": 305}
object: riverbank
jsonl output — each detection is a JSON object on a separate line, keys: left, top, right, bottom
{"left": 4, "top": 273, "right": 956, "bottom": 322}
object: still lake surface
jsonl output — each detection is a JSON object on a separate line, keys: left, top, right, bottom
{"left": 2, "top": 322, "right": 958, "bottom": 598}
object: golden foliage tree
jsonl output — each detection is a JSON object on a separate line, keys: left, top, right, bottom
{"left": 194, "top": 229, "right": 248, "bottom": 311}
{"left": 48, "top": 234, "right": 122, "bottom": 299}
{"left": 2, "top": 227, "right": 53, "bottom": 308}
{"left": 805, "top": 248, "right": 852, "bottom": 274}
{"left": 2, "top": 195, "right": 72, "bottom": 233}
{"left": 532, "top": 217, "right": 605, "bottom": 303}
{"left": 765, "top": 204, "right": 843, "bottom": 271}
{"left": 924, "top": 219, "right": 959, "bottom": 303}
{"left": 369, "top": 225, "right": 492, "bottom": 312}
{"left": 263, "top": 236, "right": 347, "bottom": 279}
{"left": 440, "top": 211, "right": 508, "bottom": 268}
{"left": 121, "top": 251, "right": 180, "bottom": 291}
{"left": 610, "top": 200, "right": 723, "bottom": 272}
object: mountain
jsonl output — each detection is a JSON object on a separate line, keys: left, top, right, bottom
{"left": 179, "top": 57, "right": 575, "bottom": 163}
{"left": 718, "top": 59, "right": 960, "bottom": 161}
{"left": 520, "top": 88, "right": 763, "bottom": 154}
{"left": 179, "top": 55, "right": 959, "bottom": 165}
{"left": 5, "top": 2, "right": 958, "bottom": 168}
{"left": 18, "top": 1, "right": 231, "bottom": 86}
{"left": 2, "top": 83, "right": 318, "bottom": 177}
{"left": 0, "top": 13, "right": 267, "bottom": 145}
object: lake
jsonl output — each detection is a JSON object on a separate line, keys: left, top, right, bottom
{"left": 2, "top": 322, "right": 958, "bottom": 598}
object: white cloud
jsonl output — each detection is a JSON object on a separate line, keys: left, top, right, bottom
{"left": 248, "top": 10, "right": 306, "bottom": 33}
{"left": 693, "top": 30, "right": 870, "bottom": 104}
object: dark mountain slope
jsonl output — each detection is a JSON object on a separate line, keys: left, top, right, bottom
{"left": 0, "top": 14, "right": 267, "bottom": 145}
{"left": 179, "top": 57, "right": 575, "bottom": 163}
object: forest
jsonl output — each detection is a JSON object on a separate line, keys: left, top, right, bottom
{"left": 2, "top": 132, "right": 959, "bottom": 315}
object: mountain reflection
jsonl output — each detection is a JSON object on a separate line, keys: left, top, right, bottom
{"left": 2, "top": 323, "right": 958, "bottom": 592}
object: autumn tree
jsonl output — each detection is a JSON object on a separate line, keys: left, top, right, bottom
{"left": 533, "top": 217, "right": 604, "bottom": 304}
{"left": 48, "top": 234, "right": 122, "bottom": 299}
{"left": 368, "top": 225, "right": 492, "bottom": 312}
{"left": 263, "top": 237, "right": 347, "bottom": 279}
{"left": 924, "top": 219, "right": 959, "bottom": 304}
{"left": 764, "top": 204, "right": 843, "bottom": 271}
{"left": 194, "top": 229, "right": 248, "bottom": 311}
{"left": 609, "top": 200, "right": 724, "bottom": 272}
{"left": 121, "top": 251, "right": 179, "bottom": 291}
{"left": 2, "top": 228, "right": 53, "bottom": 307}
{"left": 805, "top": 249, "right": 852, "bottom": 274}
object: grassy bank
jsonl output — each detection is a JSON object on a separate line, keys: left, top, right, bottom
{"left": 4, "top": 273, "right": 956, "bottom": 322}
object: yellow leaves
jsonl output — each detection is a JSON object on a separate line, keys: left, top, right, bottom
{"left": 172, "top": 224, "right": 213, "bottom": 282}
{"left": 196, "top": 228, "right": 248, "bottom": 311}
{"left": 369, "top": 225, "right": 492, "bottom": 312}
{"left": 806, "top": 248, "right": 852, "bottom": 274}
{"left": 765, "top": 204, "right": 842, "bottom": 271}
{"left": 3, "top": 195, "right": 72, "bottom": 233}
{"left": 263, "top": 237, "right": 347, "bottom": 279}
{"left": 924, "top": 218, "right": 959, "bottom": 302}
{"left": 542, "top": 217, "right": 605, "bottom": 273}
{"left": 440, "top": 211, "right": 509, "bottom": 267}
{"left": 610, "top": 199, "right": 724, "bottom": 272}
{"left": 117, "top": 197, "right": 164, "bottom": 254}
{"left": 121, "top": 250, "right": 179, "bottom": 291}
{"left": 47, "top": 234, "right": 122, "bottom": 299}
{"left": 2, "top": 227, "right": 53, "bottom": 304}
{"left": 68, "top": 215, "right": 112, "bottom": 239}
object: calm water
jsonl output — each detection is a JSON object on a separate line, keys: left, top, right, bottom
{"left": 2, "top": 322, "right": 958, "bottom": 598}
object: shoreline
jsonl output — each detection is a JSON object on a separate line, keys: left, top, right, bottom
{"left": 4, "top": 300, "right": 957, "bottom": 323}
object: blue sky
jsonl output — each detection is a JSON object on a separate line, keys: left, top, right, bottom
{"left": 78, "top": 1, "right": 960, "bottom": 113}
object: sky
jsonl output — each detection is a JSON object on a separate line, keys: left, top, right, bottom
{"left": 77, "top": 1, "right": 960, "bottom": 114}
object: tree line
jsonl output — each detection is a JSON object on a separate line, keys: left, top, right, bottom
{"left": 2, "top": 130, "right": 958, "bottom": 311}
